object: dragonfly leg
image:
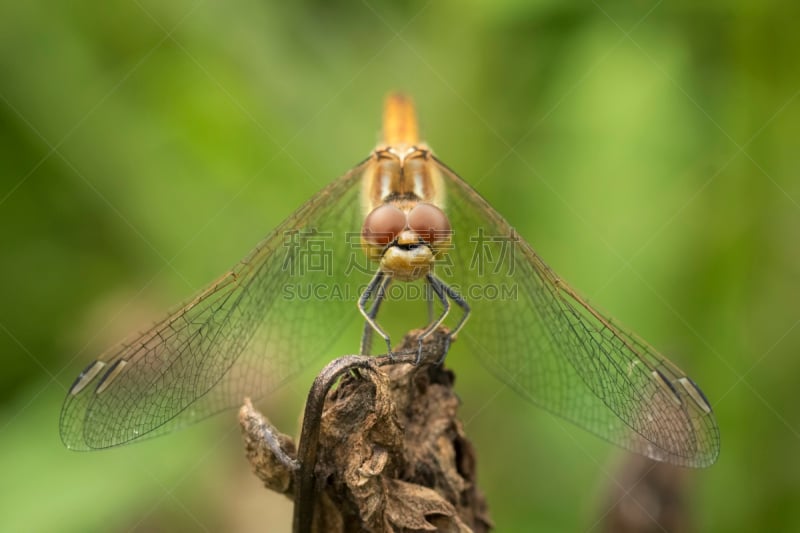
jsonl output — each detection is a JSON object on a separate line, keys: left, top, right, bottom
{"left": 358, "top": 270, "right": 394, "bottom": 356}
{"left": 416, "top": 274, "right": 451, "bottom": 364}
{"left": 425, "top": 281, "right": 434, "bottom": 324}
{"left": 439, "top": 277, "right": 470, "bottom": 337}
{"left": 359, "top": 273, "right": 392, "bottom": 355}
{"left": 427, "top": 275, "right": 470, "bottom": 364}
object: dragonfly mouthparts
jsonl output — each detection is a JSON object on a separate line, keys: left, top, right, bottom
{"left": 394, "top": 241, "right": 425, "bottom": 251}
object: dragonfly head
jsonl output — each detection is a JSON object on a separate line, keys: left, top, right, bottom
{"left": 361, "top": 202, "right": 451, "bottom": 281}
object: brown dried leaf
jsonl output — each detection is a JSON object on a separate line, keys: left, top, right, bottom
{"left": 384, "top": 478, "right": 471, "bottom": 532}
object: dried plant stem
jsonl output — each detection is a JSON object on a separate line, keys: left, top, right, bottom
{"left": 239, "top": 327, "right": 492, "bottom": 533}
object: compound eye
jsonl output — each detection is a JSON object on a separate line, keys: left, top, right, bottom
{"left": 362, "top": 204, "right": 406, "bottom": 246}
{"left": 408, "top": 203, "right": 451, "bottom": 245}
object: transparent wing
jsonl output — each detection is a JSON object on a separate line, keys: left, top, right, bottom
{"left": 60, "top": 159, "right": 372, "bottom": 450}
{"left": 433, "top": 157, "right": 720, "bottom": 467}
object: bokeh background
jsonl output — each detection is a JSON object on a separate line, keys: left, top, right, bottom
{"left": 2, "top": 1, "right": 799, "bottom": 531}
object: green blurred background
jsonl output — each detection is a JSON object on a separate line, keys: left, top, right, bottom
{"left": 2, "top": 1, "right": 799, "bottom": 531}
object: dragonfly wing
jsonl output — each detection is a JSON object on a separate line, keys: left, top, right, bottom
{"left": 60, "top": 159, "right": 371, "bottom": 450}
{"left": 433, "top": 157, "right": 720, "bottom": 467}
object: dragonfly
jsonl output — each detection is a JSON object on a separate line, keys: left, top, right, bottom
{"left": 60, "top": 93, "right": 720, "bottom": 468}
